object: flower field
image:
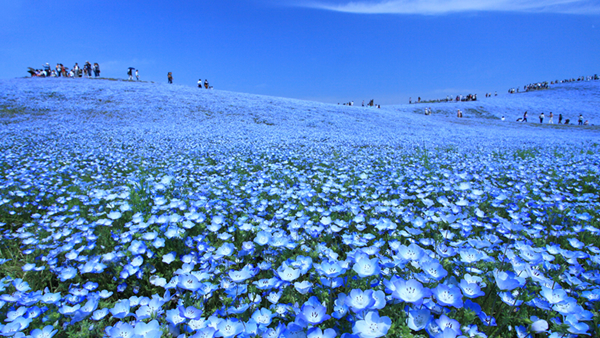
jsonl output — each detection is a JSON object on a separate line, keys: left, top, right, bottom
{"left": 0, "top": 78, "right": 599, "bottom": 338}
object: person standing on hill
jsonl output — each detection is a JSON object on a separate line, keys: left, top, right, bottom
{"left": 523, "top": 111, "right": 528, "bottom": 122}
{"left": 548, "top": 112, "right": 554, "bottom": 124}
{"left": 558, "top": 114, "right": 563, "bottom": 124}
{"left": 539, "top": 112, "right": 544, "bottom": 124}
{"left": 198, "top": 79, "right": 202, "bottom": 88}
{"left": 204, "top": 79, "right": 209, "bottom": 88}
{"left": 578, "top": 114, "right": 583, "bottom": 125}
{"left": 168, "top": 72, "right": 173, "bottom": 84}
{"left": 128, "top": 68, "right": 133, "bottom": 80}
{"left": 136, "top": 69, "right": 140, "bottom": 81}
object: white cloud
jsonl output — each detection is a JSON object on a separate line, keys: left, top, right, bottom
{"left": 298, "top": 0, "right": 600, "bottom": 15}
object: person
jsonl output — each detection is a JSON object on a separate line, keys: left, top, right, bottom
{"left": 539, "top": 112, "right": 544, "bottom": 123}
{"left": 93, "top": 63, "right": 100, "bottom": 77}
{"left": 457, "top": 109, "right": 462, "bottom": 118}
{"left": 418, "top": 97, "right": 421, "bottom": 103}
{"left": 501, "top": 116, "right": 505, "bottom": 121}
{"left": 127, "top": 68, "right": 133, "bottom": 80}
{"left": 73, "top": 63, "right": 79, "bottom": 74}
{"left": 409, "top": 97, "right": 412, "bottom": 104}
{"left": 198, "top": 79, "right": 202, "bottom": 88}
{"left": 584, "top": 120, "right": 589, "bottom": 125}
{"left": 204, "top": 79, "right": 208, "bottom": 88}
{"left": 362, "top": 100, "right": 365, "bottom": 107}
{"left": 56, "top": 63, "right": 62, "bottom": 77}
{"left": 168, "top": 72, "right": 173, "bottom": 84}
{"left": 558, "top": 114, "right": 563, "bottom": 124}
{"left": 523, "top": 111, "right": 528, "bottom": 122}
{"left": 136, "top": 69, "right": 140, "bottom": 81}
{"left": 578, "top": 114, "right": 583, "bottom": 125}
{"left": 564, "top": 119, "right": 570, "bottom": 125}
{"left": 548, "top": 112, "right": 554, "bottom": 124}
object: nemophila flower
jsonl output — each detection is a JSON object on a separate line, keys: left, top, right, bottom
{"left": 278, "top": 266, "right": 301, "bottom": 282}
{"left": 436, "top": 314, "right": 462, "bottom": 335}
{"left": 529, "top": 316, "right": 548, "bottom": 333}
{"left": 1, "top": 318, "right": 30, "bottom": 336}
{"left": 432, "top": 284, "right": 463, "bottom": 308}
{"left": 108, "top": 321, "right": 134, "bottom": 338}
{"left": 251, "top": 308, "right": 273, "bottom": 326}
{"left": 353, "top": 257, "right": 380, "bottom": 278}
{"left": 565, "top": 315, "right": 589, "bottom": 335}
{"left": 92, "top": 308, "right": 109, "bottom": 320}
{"left": 178, "top": 273, "right": 201, "bottom": 291}
{"left": 6, "top": 307, "right": 27, "bottom": 321}
{"left": 391, "top": 278, "right": 431, "bottom": 305}
{"left": 499, "top": 291, "right": 523, "bottom": 306}
{"left": 407, "top": 307, "right": 431, "bottom": 331}
{"left": 110, "top": 299, "right": 131, "bottom": 319}
{"left": 134, "top": 320, "right": 162, "bottom": 338}
{"left": 178, "top": 305, "right": 203, "bottom": 320}
{"left": 30, "top": 325, "right": 58, "bottom": 338}
{"left": 436, "top": 244, "right": 456, "bottom": 258}
{"left": 458, "top": 279, "right": 485, "bottom": 299}
{"left": 346, "top": 289, "right": 376, "bottom": 313}
{"left": 59, "top": 266, "right": 77, "bottom": 281}
{"left": 307, "top": 327, "right": 337, "bottom": 338}
{"left": 421, "top": 261, "right": 448, "bottom": 281}
{"left": 315, "top": 260, "right": 347, "bottom": 278}
{"left": 229, "top": 264, "right": 258, "bottom": 283}
{"left": 352, "top": 311, "right": 391, "bottom": 338}
{"left": 216, "top": 318, "right": 244, "bottom": 338}
{"left": 553, "top": 297, "right": 581, "bottom": 315}
{"left": 493, "top": 270, "right": 525, "bottom": 291}
{"left": 397, "top": 243, "right": 424, "bottom": 261}
{"left": 299, "top": 296, "right": 331, "bottom": 325}
{"left": 294, "top": 281, "right": 313, "bottom": 294}
{"left": 459, "top": 248, "right": 485, "bottom": 264}
{"left": 191, "top": 326, "right": 218, "bottom": 338}
{"left": 540, "top": 286, "right": 567, "bottom": 304}
{"left": 162, "top": 252, "right": 177, "bottom": 264}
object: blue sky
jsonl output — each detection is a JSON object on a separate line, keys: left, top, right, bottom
{"left": 1, "top": 0, "right": 598, "bottom": 104}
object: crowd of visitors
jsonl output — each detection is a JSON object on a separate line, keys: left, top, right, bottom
{"left": 516, "top": 111, "right": 589, "bottom": 126}
{"left": 410, "top": 93, "right": 478, "bottom": 104}
{"left": 28, "top": 62, "right": 100, "bottom": 78}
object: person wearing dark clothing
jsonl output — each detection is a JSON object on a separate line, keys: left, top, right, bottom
{"left": 578, "top": 115, "right": 584, "bottom": 125}
{"left": 167, "top": 72, "right": 173, "bottom": 84}
{"left": 558, "top": 114, "right": 563, "bottom": 124}
{"left": 204, "top": 79, "right": 209, "bottom": 89}
{"left": 523, "top": 111, "right": 528, "bottom": 122}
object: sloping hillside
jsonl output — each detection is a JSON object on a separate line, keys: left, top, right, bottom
{"left": 0, "top": 78, "right": 598, "bottom": 151}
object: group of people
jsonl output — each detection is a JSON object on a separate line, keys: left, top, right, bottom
{"left": 127, "top": 68, "right": 140, "bottom": 81}
{"left": 410, "top": 93, "right": 479, "bottom": 104}
{"left": 197, "top": 79, "right": 212, "bottom": 89}
{"left": 27, "top": 62, "right": 100, "bottom": 78}
{"left": 516, "top": 111, "right": 589, "bottom": 125}
{"left": 552, "top": 75, "right": 599, "bottom": 84}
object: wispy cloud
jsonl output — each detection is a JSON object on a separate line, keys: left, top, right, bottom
{"left": 297, "top": 0, "right": 600, "bottom": 15}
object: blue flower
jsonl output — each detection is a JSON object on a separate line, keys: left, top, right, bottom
{"left": 391, "top": 278, "right": 431, "bottom": 305}
{"left": 109, "top": 299, "right": 131, "bottom": 319}
{"left": 352, "top": 257, "right": 380, "bottom": 278}
{"left": 216, "top": 318, "right": 244, "bottom": 338}
{"left": 458, "top": 279, "right": 485, "bottom": 299}
{"left": 30, "top": 325, "right": 58, "bottom": 338}
{"left": 432, "top": 284, "right": 463, "bottom": 308}
{"left": 299, "top": 296, "right": 331, "bottom": 326}
{"left": 251, "top": 308, "right": 273, "bottom": 326}
{"left": 307, "top": 327, "right": 337, "bottom": 338}
{"left": 406, "top": 307, "right": 431, "bottom": 332}
{"left": 493, "top": 270, "right": 525, "bottom": 291}
{"left": 352, "top": 311, "right": 391, "bottom": 338}
{"left": 345, "top": 289, "right": 376, "bottom": 313}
